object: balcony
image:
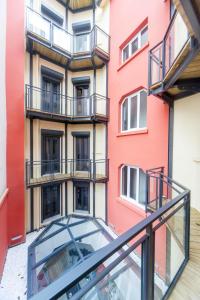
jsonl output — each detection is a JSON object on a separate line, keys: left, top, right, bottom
{"left": 27, "top": 167, "right": 191, "bottom": 300}
{"left": 25, "top": 85, "right": 109, "bottom": 123}
{"left": 26, "top": 159, "right": 109, "bottom": 187}
{"left": 58, "top": 0, "right": 94, "bottom": 12}
{"left": 148, "top": 11, "right": 200, "bottom": 101}
{"left": 26, "top": 7, "right": 110, "bottom": 70}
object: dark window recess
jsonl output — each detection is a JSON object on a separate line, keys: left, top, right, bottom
{"left": 122, "top": 98, "right": 128, "bottom": 131}
{"left": 41, "top": 132, "right": 61, "bottom": 175}
{"left": 139, "top": 169, "right": 146, "bottom": 205}
{"left": 122, "top": 166, "right": 128, "bottom": 196}
{"left": 75, "top": 184, "right": 89, "bottom": 211}
{"left": 74, "top": 84, "right": 90, "bottom": 116}
{"left": 130, "top": 168, "right": 137, "bottom": 200}
{"left": 42, "top": 77, "right": 61, "bottom": 114}
{"left": 141, "top": 27, "right": 148, "bottom": 46}
{"left": 75, "top": 136, "right": 90, "bottom": 171}
{"left": 42, "top": 184, "right": 61, "bottom": 221}
{"left": 41, "top": 4, "right": 64, "bottom": 26}
{"left": 139, "top": 90, "right": 147, "bottom": 128}
{"left": 131, "top": 37, "right": 138, "bottom": 55}
{"left": 122, "top": 45, "right": 129, "bottom": 62}
{"left": 130, "top": 95, "right": 138, "bottom": 129}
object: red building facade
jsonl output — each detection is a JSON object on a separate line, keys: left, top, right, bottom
{"left": 0, "top": 0, "right": 25, "bottom": 278}
{"left": 108, "top": 0, "right": 170, "bottom": 234}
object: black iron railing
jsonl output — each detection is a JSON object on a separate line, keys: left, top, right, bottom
{"left": 26, "top": 7, "right": 110, "bottom": 58}
{"left": 149, "top": 10, "right": 190, "bottom": 87}
{"left": 25, "top": 85, "right": 109, "bottom": 119}
{"left": 29, "top": 167, "right": 190, "bottom": 300}
{"left": 26, "top": 159, "right": 109, "bottom": 186}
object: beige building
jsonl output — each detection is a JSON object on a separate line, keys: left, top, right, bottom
{"left": 25, "top": 0, "right": 110, "bottom": 232}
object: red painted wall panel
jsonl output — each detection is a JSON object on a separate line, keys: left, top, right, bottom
{"left": 108, "top": 0, "right": 170, "bottom": 235}
{"left": 0, "top": 192, "right": 8, "bottom": 281}
{"left": 6, "top": 0, "right": 25, "bottom": 247}
{"left": 108, "top": 0, "right": 170, "bottom": 275}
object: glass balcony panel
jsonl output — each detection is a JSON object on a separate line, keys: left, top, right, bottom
{"left": 72, "top": 98, "right": 90, "bottom": 117}
{"left": 96, "top": 27, "right": 109, "bottom": 54}
{"left": 94, "top": 160, "right": 107, "bottom": 179}
{"left": 27, "top": 8, "right": 51, "bottom": 41}
{"left": 154, "top": 206, "right": 185, "bottom": 299}
{"left": 150, "top": 45, "right": 163, "bottom": 85}
{"left": 95, "top": 95, "right": 107, "bottom": 116}
{"left": 53, "top": 25, "right": 72, "bottom": 53}
{"left": 165, "top": 12, "right": 189, "bottom": 74}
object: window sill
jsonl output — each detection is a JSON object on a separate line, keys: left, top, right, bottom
{"left": 118, "top": 42, "right": 149, "bottom": 72}
{"left": 117, "top": 128, "right": 148, "bottom": 137}
{"left": 117, "top": 197, "right": 146, "bottom": 218}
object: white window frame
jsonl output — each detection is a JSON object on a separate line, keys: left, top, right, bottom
{"left": 121, "top": 25, "right": 148, "bottom": 63}
{"left": 121, "top": 89, "right": 147, "bottom": 132}
{"left": 120, "top": 165, "right": 144, "bottom": 209}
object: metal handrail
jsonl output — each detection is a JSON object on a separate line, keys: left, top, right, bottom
{"left": 149, "top": 10, "right": 190, "bottom": 87}
{"left": 29, "top": 169, "right": 190, "bottom": 299}
{"left": 26, "top": 6, "right": 110, "bottom": 56}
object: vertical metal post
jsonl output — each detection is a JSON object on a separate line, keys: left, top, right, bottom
{"left": 162, "top": 40, "right": 166, "bottom": 81}
{"left": 184, "top": 192, "right": 191, "bottom": 261}
{"left": 142, "top": 224, "right": 155, "bottom": 300}
{"left": 145, "top": 172, "right": 149, "bottom": 212}
{"left": 159, "top": 170, "right": 163, "bottom": 208}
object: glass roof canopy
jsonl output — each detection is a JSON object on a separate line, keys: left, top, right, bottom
{"left": 27, "top": 215, "right": 113, "bottom": 298}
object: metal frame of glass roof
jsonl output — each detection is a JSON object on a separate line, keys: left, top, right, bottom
{"left": 27, "top": 214, "right": 114, "bottom": 298}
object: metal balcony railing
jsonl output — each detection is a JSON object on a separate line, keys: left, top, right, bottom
{"left": 26, "top": 159, "right": 109, "bottom": 186}
{"left": 25, "top": 85, "right": 109, "bottom": 119}
{"left": 29, "top": 167, "right": 190, "bottom": 300}
{"left": 149, "top": 11, "right": 190, "bottom": 87}
{"left": 26, "top": 7, "right": 110, "bottom": 58}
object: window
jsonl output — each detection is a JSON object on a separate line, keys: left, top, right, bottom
{"left": 122, "top": 26, "right": 148, "bottom": 63}
{"left": 121, "top": 90, "right": 147, "bottom": 132}
{"left": 121, "top": 165, "right": 146, "bottom": 206}
{"left": 42, "top": 184, "right": 61, "bottom": 222}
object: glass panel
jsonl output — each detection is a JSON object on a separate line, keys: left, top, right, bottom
{"left": 130, "top": 95, "right": 138, "bottom": 129}
{"left": 41, "top": 224, "right": 63, "bottom": 240}
{"left": 35, "top": 243, "right": 81, "bottom": 292}
{"left": 122, "top": 45, "right": 129, "bottom": 62}
{"left": 139, "top": 91, "right": 147, "bottom": 128}
{"left": 78, "top": 231, "right": 110, "bottom": 251}
{"left": 76, "top": 245, "right": 142, "bottom": 300}
{"left": 122, "top": 166, "right": 128, "bottom": 196}
{"left": 141, "top": 27, "right": 148, "bottom": 46}
{"left": 35, "top": 228, "right": 71, "bottom": 263}
{"left": 122, "top": 99, "right": 128, "bottom": 131}
{"left": 131, "top": 37, "right": 138, "bottom": 55}
{"left": 27, "top": 8, "right": 51, "bottom": 41}
{"left": 70, "top": 220, "right": 99, "bottom": 239}
{"left": 154, "top": 207, "right": 185, "bottom": 299}
{"left": 130, "top": 168, "right": 137, "bottom": 200}
{"left": 139, "top": 169, "right": 146, "bottom": 205}
{"left": 165, "top": 12, "right": 188, "bottom": 73}
{"left": 53, "top": 25, "right": 71, "bottom": 53}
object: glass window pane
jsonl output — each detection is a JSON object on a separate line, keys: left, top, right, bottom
{"left": 122, "top": 45, "right": 129, "bottom": 62}
{"left": 122, "top": 99, "right": 128, "bottom": 131}
{"left": 122, "top": 166, "right": 128, "bottom": 196}
{"left": 139, "top": 91, "right": 147, "bottom": 128}
{"left": 141, "top": 27, "right": 148, "bottom": 46}
{"left": 131, "top": 37, "right": 138, "bottom": 55}
{"left": 130, "top": 168, "right": 137, "bottom": 200}
{"left": 130, "top": 95, "right": 138, "bottom": 129}
{"left": 139, "top": 169, "right": 146, "bottom": 205}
